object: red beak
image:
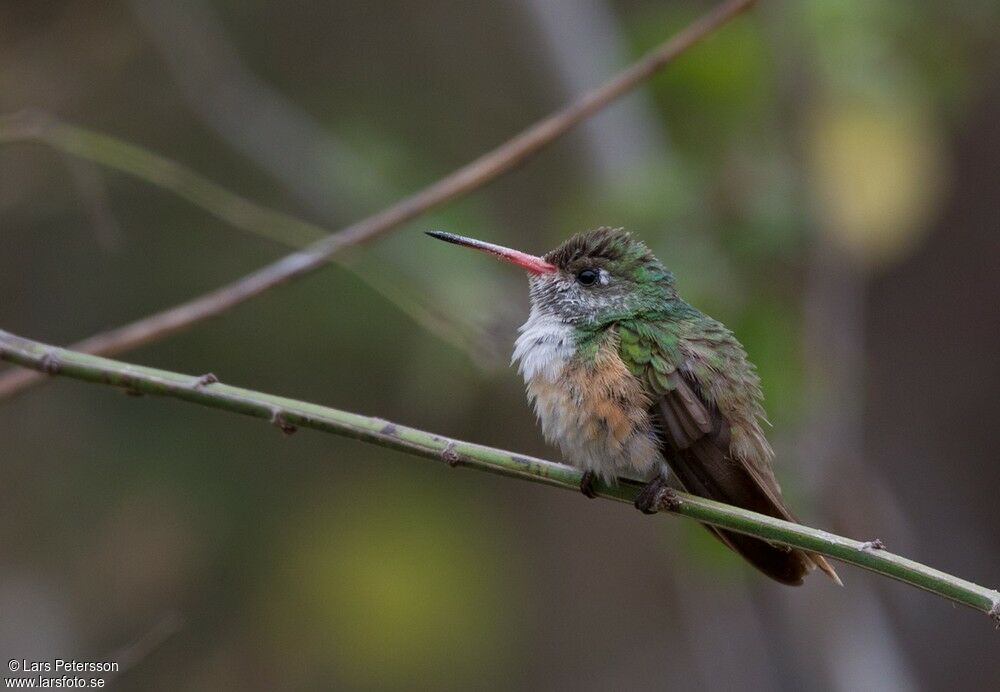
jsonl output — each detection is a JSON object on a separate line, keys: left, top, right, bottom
{"left": 426, "top": 231, "right": 557, "bottom": 275}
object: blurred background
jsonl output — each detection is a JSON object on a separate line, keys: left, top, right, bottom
{"left": 1, "top": 0, "right": 998, "bottom": 689}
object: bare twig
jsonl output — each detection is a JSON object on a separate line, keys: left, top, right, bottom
{"left": 0, "top": 0, "right": 755, "bottom": 402}
{"left": 0, "top": 111, "right": 327, "bottom": 248}
{"left": 129, "top": 0, "right": 382, "bottom": 219}
{"left": 0, "top": 113, "right": 500, "bottom": 367}
{"left": 2, "top": 327, "right": 998, "bottom": 624}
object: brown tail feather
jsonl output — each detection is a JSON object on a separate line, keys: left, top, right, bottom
{"left": 667, "top": 443, "right": 842, "bottom": 586}
{"left": 811, "top": 554, "right": 843, "bottom": 586}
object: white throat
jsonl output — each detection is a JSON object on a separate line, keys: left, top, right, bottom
{"left": 512, "top": 306, "right": 575, "bottom": 383}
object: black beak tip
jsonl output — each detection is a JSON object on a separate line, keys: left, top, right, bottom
{"left": 426, "top": 230, "right": 464, "bottom": 246}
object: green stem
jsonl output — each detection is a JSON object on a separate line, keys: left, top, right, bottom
{"left": 2, "top": 329, "right": 997, "bottom": 624}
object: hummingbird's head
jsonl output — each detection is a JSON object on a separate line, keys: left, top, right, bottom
{"left": 427, "top": 227, "right": 675, "bottom": 327}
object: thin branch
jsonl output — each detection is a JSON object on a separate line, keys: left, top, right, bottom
{"left": 129, "top": 0, "right": 382, "bottom": 220}
{"left": 0, "top": 113, "right": 500, "bottom": 367}
{"left": 0, "top": 0, "right": 755, "bottom": 402}
{"left": 2, "top": 329, "right": 997, "bottom": 625}
{"left": 0, "top": 112, "right": 328, "bottom": 248}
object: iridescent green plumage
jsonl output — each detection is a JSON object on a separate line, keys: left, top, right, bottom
{"left": 541, "top": 227, "right": 773, "bottom": 466}
{"left": 543, "top": 227, "right": 838, "bottom": 585}
{"left": 429, "top": 226, "right": 839, "bottom": 585}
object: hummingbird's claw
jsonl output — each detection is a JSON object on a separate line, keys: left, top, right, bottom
{"left": 634, "top": 476, "right": 678, "bottom": 514}
{"left": 579, "top": 471, "right": 599, "bottom": 499}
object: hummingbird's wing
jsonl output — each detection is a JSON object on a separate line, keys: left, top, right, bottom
{"left": 619, "top": 322, "right": 841, "bottom": 585}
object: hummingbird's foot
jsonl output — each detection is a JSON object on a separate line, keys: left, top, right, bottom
{"left": 579, "top": 471, "right": 599, "bottom": 499}
{"left": 634, "top": 477, "right": 679, "bottom": 514}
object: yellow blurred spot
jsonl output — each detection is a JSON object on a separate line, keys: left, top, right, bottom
{"left": 806, "top": 95, "right": 948, "bottom": 267}
{"left": 261, "top": 474, "right": 513, "bottom": 688}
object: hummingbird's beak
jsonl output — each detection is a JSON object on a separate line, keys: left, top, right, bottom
{"left": 426, "top": 231, "right": 557, "bottom": 275}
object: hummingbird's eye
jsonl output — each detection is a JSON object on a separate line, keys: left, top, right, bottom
{"left": 576, "top": 269, "right": 599, "bottom": 286}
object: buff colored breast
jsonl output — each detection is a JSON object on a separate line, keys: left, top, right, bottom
{"left": 513, "top": 308, "right": 661, "bottom": 481}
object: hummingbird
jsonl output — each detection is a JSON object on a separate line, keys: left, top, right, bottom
{"left": 428, "top": 227, "right": 840, "bottom": 586}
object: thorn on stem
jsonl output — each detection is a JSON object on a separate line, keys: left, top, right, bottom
{"left": 860, "top": 539, "right": 887, "bottom": 552}
{"left": 193, "top": 373, "right": 219, "bottom": 388}
{"left": 270, "top": 410, "right": 297, "bottom": 436}
{"left": 441, "top": 442, "right": 461, "bottom": 467}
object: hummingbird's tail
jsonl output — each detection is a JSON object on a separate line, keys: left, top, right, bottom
{"left": 667, "top": 443, "right": 842, "bottom": 586}
{"left": 705, "top": 514, "right": 841, "bottom": 586}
